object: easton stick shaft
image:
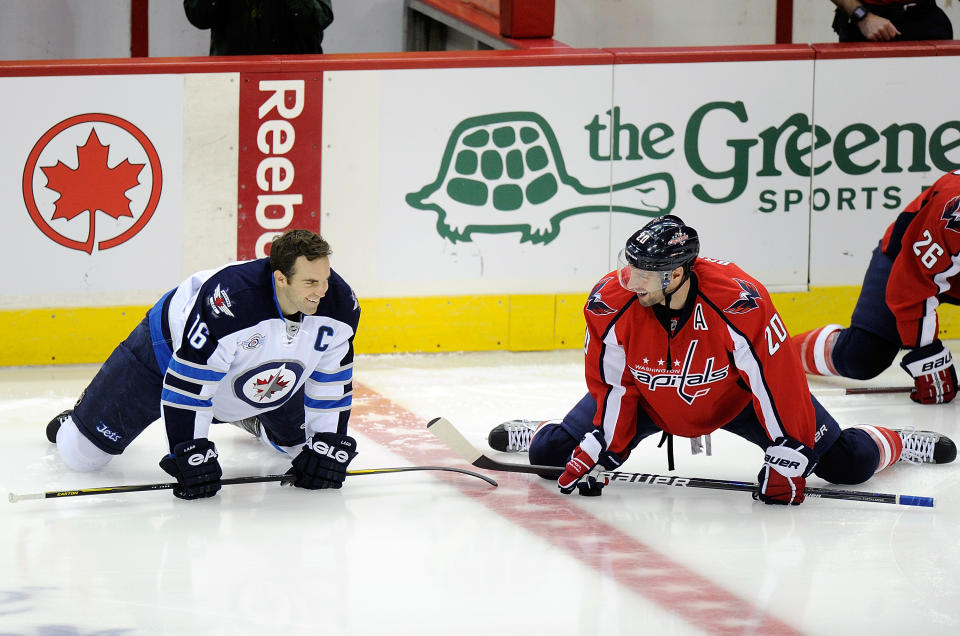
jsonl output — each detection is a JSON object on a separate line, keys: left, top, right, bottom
{"left": 426, "top": 417, "right": 933, "bottom": 508}
{"left": 8, "top": 465, "right": 497, "bottom": 502}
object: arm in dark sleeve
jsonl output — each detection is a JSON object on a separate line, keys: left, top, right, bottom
{"left": 183, "top": 0, "right": 226, "bottom": 30}
{"left": 161, "top": 301, "right": 233, "bottom": 452}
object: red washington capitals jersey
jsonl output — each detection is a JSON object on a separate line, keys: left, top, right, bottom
{"left": 881, "top": 170, "right": 960, "bottom": 348}
{"left": 584, "top": 258, "right": 815, "bottom": 456}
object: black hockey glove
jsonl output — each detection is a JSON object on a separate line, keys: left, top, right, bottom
{"left": 283, "top": 432, "right": 358, "bottom": 489}
{"left": 159, "top": 438, "right": 222, "bottom": 500}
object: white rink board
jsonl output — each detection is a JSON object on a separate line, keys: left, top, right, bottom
{"left": 811, "top": 55, "right": 960, "bottom": 286}
{"left": 611, "top": 59, "right": 815, "bottom": 288}
{"left": 323, "top": 65, "right": 618, "bottom": 297}
{"left": 0, "top": 74, "right": 184, "bottom": 309}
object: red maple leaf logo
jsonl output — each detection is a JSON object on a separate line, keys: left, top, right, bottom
{"left": 40, "top": 128, "right": 144, "bottom": 253}
{"left": 254, "top": 374, "right": 290, "bottom": 400}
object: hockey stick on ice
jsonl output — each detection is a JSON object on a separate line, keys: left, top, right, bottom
{"left": 811, "top": 386, "right": 913, "bottom": 396}
{"left": 7, "top": 465, "right": 497, "bottom": 502}
{"left": 426, "top": 417, "right": 933, "bottom": 508}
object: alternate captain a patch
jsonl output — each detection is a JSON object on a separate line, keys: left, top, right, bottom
{"left": 724, "top": 279, "right": 761, "bottom": 314}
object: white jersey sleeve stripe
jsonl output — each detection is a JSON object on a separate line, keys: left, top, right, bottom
{"left": 599, "top": 322, "right": 627, "bottom": 447}
{"left": 727, "top": 325, "right": 786, "bottom": 441}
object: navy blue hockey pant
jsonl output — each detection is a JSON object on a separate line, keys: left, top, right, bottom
{"left": 71, "top": 312, "right": 307, "bottom": 455}
{"left": 829, "top": 244, "right": 902, "bottom": 380}
{"left": 529, "top": 392, "right": 881, "bottom": 485}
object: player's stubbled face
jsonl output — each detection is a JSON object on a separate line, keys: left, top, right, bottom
{"left": 619, "top": 266, "right": 667, "bottom": 307}
{"left": 276, "top": 256, "right": 330, "bottom": 315}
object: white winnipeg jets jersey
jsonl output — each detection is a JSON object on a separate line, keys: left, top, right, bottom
{"left": 147, "top": 258, "right": 360, "bottom": 450}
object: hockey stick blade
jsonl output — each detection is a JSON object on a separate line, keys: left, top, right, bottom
{"left": 8, "top": 465, "right": 496, "bottom": 502}
{"left": 426, "top": 417, "right": 933, "bottom": 507}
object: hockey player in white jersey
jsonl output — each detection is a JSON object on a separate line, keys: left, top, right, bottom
{"left": 46, "top": 229, "right": 361, "bottom": 499}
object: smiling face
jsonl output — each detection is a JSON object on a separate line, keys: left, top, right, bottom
{"left": 619, "top": 264, "right": 684, "bottom": 308}
{"left": 274, "top": 256, "right": 331, "bottom": 316}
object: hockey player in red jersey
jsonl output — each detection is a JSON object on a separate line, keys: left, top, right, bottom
{"left": 487, "top": 216, "right": 955, "bottom": 504}
{"left": 794, "top": 170, "right": 960, "bottom": 405}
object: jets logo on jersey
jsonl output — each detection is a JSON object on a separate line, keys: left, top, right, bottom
{"left": 234, "top": 360, "right": 304, "bottom": 408}
{"left": 628, "top": 340, "right": 728, "bottom": 404}
{"left": 940, "top": 195, "right": 960, "bottom": 232}
{"left": 208, "top": 283, "right": 235, "bottom": 318}
{"left": 587, "top": 276, "right": 617, "bottom": 316}
{"left": 724, "top": 279, "right": 761, "bottom": 314}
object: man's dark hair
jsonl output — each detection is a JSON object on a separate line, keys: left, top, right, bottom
{"left": 269, "top": 229, "right": 332, "bottom": 279}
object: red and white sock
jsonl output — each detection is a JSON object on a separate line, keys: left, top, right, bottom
{"left": 792, "top": 324, "right": 843, "bottom": 376}
{"left": 853, "top": 425, "right": 904, "bottom": 473}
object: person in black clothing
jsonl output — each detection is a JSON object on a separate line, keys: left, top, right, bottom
{"left": 830, "top": 0, "right": 952, "bottom": 42}
{"left": 184, "top": 0, "right": 334, "bottom": 55}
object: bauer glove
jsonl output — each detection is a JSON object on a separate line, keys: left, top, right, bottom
{"left": 283, "top": 432, "right": 358, "bottom": 489}
{"left": 159, "top": 438, "right": 222, "bottom": 500}
{"left": 900, "top": 340, "right": 958, "bottom": 405}
{"left": 557, "top": 428, "right": 622, "bottom": 497}
{"left": 755, "top": 437, "right": 818, "bottom": 506}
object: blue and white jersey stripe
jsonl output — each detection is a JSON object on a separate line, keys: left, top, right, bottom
{"left": 166, "top": 355, "right": 228, "bottom": 384}
{"left": 308, "top": 364, "right": 353, "bottom": 385}
{"left": 305, "top": 391, "right": 353, "bottom": 412}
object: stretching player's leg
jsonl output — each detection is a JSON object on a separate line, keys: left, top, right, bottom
{"left": 793, "top": 245, "right": 900, "bottom": 379}
{"left": 726, "top": 395, "right": 955, "bottom": 486}
{"left": 527, "top": 393, "right": 597, "bottom": 469}
{"left": 249, "top": 386, "right": 311, "bottom": 455}
{"left": 522, "top": 392, "right": 655, "bottom": 478}
{"left": 47, "top": 316, "right": 164, "bottom": 470}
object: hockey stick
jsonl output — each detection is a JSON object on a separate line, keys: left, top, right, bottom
{"left": 7, "top": 465, "right": 497, "bottom": 503}
{"left": 426, "top": 417, "right": 933, "bottom": 508}
{"left": 811, "top": 386, "right": 912, "bottom": 396}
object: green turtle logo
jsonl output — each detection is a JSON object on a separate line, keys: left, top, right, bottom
{"left": 406, "top": 112, "right": 675, "bottom": 244}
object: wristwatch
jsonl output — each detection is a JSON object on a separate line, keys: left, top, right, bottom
{"left": 851, "top": 6, "right": 869, "bottom": 22}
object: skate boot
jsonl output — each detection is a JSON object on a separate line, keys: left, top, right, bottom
{"left": 231, "top": 416, "right": 263, "bottom": 438}
{"left": 894, "top": 428, "right": 957, "bottom": 464}
{"left": 46, "top": 410, "right": 72, "bottom": 443}
{"left": 488, "top": 420, "right": 545, "bottom": 452}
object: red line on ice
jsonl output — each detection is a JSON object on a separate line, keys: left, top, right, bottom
{"left": 351, "top": 383, "right": 803, "bottom": 636}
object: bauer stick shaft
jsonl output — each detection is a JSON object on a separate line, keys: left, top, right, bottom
{"left": 8, "top": 465, "right": 497, "bottom": 502}
{"left": 426, "top": 417, "right": 933, "bottom": 508}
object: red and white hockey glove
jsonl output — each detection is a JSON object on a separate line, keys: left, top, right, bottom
{"left": 557, "top": 429, "right": 622, "bottom": 497}
{"left": 755, "top": 437, "right": 818, "bottom": 506}
{"left": 900, "top": 341, "right": 958, "bottom": 405}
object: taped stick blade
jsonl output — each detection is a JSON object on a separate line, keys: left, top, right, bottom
{"left": 427, "top": 417, "right": 483, "bottom": 464}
